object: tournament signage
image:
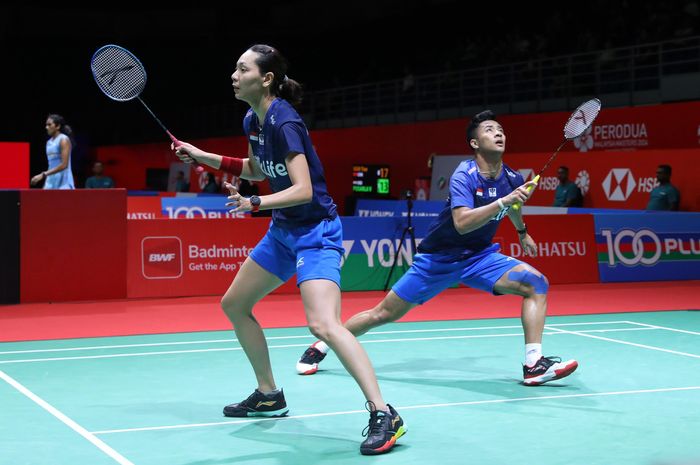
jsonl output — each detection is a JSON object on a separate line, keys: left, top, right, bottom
{"left": 355, "top": 199, "right": 444, "bottom": 218}
{"left": 594, "top": 213, "right": 700, "bottom": 282}
{"left": 506, "top": 149, "right": 697, "bottom": 211}
{"left": 128, "top": 215, "right": 600, "bottom": 298}
{"left": 127, "top": 218, "right": 297, "bottom": 298}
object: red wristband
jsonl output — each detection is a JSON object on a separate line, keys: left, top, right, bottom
{"left": 220, "top": 156, "right": 243, "bottom": 176}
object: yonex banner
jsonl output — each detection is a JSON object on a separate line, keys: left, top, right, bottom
{"left": 594, "top": 213, "right": 700, "bottom": 282}
{"left": 340, "top": 216, "right": 433, "bottom": 290}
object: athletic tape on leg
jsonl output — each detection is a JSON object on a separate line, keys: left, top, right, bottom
{"left": 508, "top": 270, "right": 549, "bottom": 294}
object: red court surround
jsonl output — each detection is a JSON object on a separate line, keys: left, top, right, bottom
{"left": 0, "top": 281, "right": 697, "bottom": 342}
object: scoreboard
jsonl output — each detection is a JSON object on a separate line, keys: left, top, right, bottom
{"left": 352, "top": 164, "right": 390, "bottom": 196}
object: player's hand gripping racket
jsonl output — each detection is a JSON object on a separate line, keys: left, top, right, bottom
{"left": 512, "top": 98, "right": 601, "bottom": 211}
{"left": 90, "top": 44, "right": 203, "bottom": 173}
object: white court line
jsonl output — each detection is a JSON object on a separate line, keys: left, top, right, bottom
{"left": 624, "top": 320, "right": 700, "bottom": 336}
{"left": 0, "top": 370, "right": 134, "bottom": 465}
{"left": 0, "top": 321, "right": 631, "bottom": 355}
{"left": 0, "top": 328, "right": 655, "bottom": 365}
{"left": 545, "top": 326, "right": 700, "bottom": 359}
{"left": 91, "top": 385, "right": 700, "bottom": 435}
{"left": 0, "top": 320, "right": 635, "bottom": 356}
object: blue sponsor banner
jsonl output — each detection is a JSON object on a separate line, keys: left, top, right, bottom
{"left": 160, "top": 196, "right": 246, "bottom": 219}
{"left": 355, "top": 199, "right": 444, "bottom": 218}
{"left": 594, "top": 212, "right": 700, "bottom": 282}
{"left": 339, "top": 217, "right": 434, "bottom": 290}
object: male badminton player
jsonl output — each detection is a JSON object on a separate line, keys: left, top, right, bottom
{"left": 297, "top": 110, "right": 579, "bottom": 386}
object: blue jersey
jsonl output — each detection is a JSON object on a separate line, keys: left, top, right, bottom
{"left": 418, "top": 159, "right": 524, "bottom": 257}
{"left": 243, "top": 99, "right": 337, "bottom": 228}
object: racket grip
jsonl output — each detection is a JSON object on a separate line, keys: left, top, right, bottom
{"left": 167, "top": 131, "right": 204, "bottom": 173}
{"left": 511, "top": 175, "right": 540, "bottom": 211}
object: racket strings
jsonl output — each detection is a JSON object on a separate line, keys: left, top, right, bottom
{"left": 564, "top": 98, "right": 601, "bottom": 139}
{"left": 91, "top": 47, "right": 147, "bottom": 101}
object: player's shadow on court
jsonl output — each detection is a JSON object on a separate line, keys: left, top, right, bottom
{"left": 319, "top": 355, "right": 583, "bottom": 397}
{"left": 182, "top": 419, "right": 407, "bottom": 465}
{"left": 315, "top": 356, "right": 615, "bottom": 415}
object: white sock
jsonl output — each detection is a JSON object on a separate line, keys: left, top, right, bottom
{"left": 313, "top": 340, "right": 330, "bottom": 354}
{"left": 525, "top": 343, "right": 542, "bottom": 367}
{"left": 261, "top": 388, "right": 280, "bottom": 396}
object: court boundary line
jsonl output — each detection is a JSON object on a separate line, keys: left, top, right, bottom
{"left": 545, "top": 325, "right": 700, "bottom": 359}
{"left": 0, "top": 320, "right": 630, "bottom": 355}
{"left": 0, "top": 370, "right": 135, "bottom": 465}
{"left": 624, "top": 320, "right": 700, "bottom": 336}
{"left": 90, "top": 385, "right": 700, "bottom": 435}
{"left": 0, "top": 320, "right": 637, "bottom": 355}
{"left": 0, "top": 327, "right": 656, "bottom": 365}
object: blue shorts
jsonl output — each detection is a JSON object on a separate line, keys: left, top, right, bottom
{"left": 249, "top": 217, "right": 344, "bottom": 287}
{"left": 392, "top": 245, "right": 526, "bottom": 304}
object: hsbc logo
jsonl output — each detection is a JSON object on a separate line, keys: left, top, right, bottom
{"left": 517, "top": 168, "right": 557, "bottom": 191}
{"left": 518, "top": 169, "right": 534, "bottom": 182}
{"left": 602, "top": 169, "right": 636, "bottom": 201}
{"left": 141, "top": 236, "right": 183, "bottom": 279}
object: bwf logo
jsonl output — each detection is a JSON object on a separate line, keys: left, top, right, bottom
{"left": 141, "top": 236, "right": 183, "bottom": 279}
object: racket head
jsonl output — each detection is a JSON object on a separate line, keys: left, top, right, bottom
{"left": 563, "top": 98, "right": 601, "bottom": 140}
{"left": 91, "top": 45, "right": 147, "bottom": 102}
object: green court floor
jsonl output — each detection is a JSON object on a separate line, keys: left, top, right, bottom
{"left": 1, "top": 311, "right": 699, "bottom": 465}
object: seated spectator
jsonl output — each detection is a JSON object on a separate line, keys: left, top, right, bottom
{"left": 85, "top": 161, "right": 115, "bottom": 188}
{"left": 646, "top": 164, "right": 680, "bottom": 211}
{"left": 174, "top": 170, "right": 190, "bottom": 192}
{"left": 202, "top": 172, "right": 220, "bottom": 193}
{"left": 553, "top": 166, "right": 583, "bottom": 207}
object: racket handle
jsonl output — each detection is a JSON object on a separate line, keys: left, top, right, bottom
{"left": 167, "top": 131, "right": 205, "bottom": 174}
{"left": 511, "top": 175, "right": 540, "bottom": 211}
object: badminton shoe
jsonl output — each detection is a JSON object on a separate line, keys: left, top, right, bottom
{"left": 296, "top": 341, "right": 327, "bottom": 375}
{"left": 223, "top": 389, "right": 289, "bottom": 417}
{"left": 360, "top": 402, "right": 407, "bottom": 455}
{"left": 523, "top": 356, "right": 578, "bottom": 386}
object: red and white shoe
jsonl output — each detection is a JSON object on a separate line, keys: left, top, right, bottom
{"left": 523, "top": 356, "right": 578, "bottom": 386}
{"left": 295, "top": 341, "right": 327, "bottom": 375}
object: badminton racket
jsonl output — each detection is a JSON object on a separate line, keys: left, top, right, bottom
{"left": 91, "top": 44, "right": 204, "bottom": 173}
{"left": 512, "top": 98, "right": 601, "bottom": 211}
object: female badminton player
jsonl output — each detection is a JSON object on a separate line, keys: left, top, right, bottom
{"left": 31, "top": 114, "right": 75, "bottom": 189}
{"left": 173, "top": 44, "right": 405, "bottom": 455}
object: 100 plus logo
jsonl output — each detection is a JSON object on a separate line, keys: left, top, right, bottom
{"left": 600, "top": 228, "right": 700, "bottom": 266}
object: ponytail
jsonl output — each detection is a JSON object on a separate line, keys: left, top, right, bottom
{"left": 278, "top": 76, "right": 303, "bottom": 107}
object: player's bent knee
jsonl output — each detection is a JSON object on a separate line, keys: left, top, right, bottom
{"left": 508, "top": 269, "right": 549, "bottom": 295}
{"left": 371, "top": 307, "right": 397, "bottom": 325}
{"left": 307, "top": 321, "right": 338, "bottom": 342}
{"left": 220, "top": 296, "right": 248, "bottom": 318}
